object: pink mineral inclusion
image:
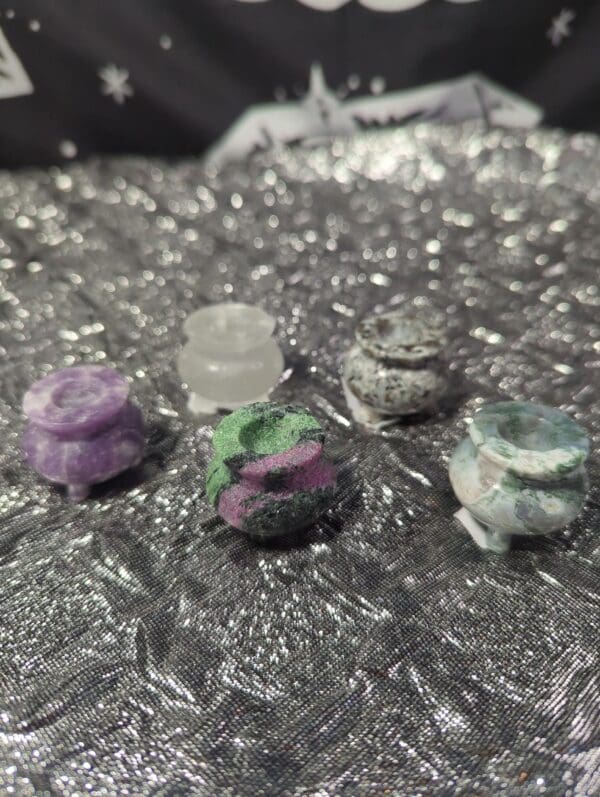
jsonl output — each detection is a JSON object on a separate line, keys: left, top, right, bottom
{"left": 218, "top": 441, "right": 336, "bottom": 530}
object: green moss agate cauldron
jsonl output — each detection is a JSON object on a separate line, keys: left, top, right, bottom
{"left": 449, "top": 401, "right": 590, "bottom": 552}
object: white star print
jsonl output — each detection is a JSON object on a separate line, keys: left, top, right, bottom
{"left": 98, "top": 63, "right": 133, "bottom": 104}
{"left": 547, "top": 8, "right": 575, "bottom": 46}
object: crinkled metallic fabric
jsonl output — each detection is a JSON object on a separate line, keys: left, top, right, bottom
{"left": 0, "top": 124, "right": 599, "bottom": 797}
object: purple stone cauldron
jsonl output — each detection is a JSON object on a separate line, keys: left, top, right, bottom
{"left": 22, "top": 365, "right": 144, "bottom": 501}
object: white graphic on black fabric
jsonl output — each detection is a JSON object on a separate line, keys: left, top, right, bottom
{"left": 207, "top": 64, "right": 542, "bottom": 168}
{"left": 236, "top": 0, "right": 483, "bottom": 9}
{"left": 0, "top": 26, "right": 33, "bottom": 99}
{"left": 98, "top": 64, "right": 134, "bottom": 105}
{"left": 547, "top": 8, "right": 575, "bottom": 46}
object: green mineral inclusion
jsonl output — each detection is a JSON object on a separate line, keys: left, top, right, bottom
{"left": 450, "top": 400, "right": 589, "bottom": 547}
{"left": 206, "top": 458, "right": 232, "bottom": 507}
{"left": 206, "top": 403, "right": 322, "bottom": 506}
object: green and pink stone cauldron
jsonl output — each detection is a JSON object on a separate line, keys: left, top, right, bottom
{"left": 207, "top": 402, "right": 337, "bottom": 538}
{"left": 22, "top": 366, "right": 144, "bottom": 501}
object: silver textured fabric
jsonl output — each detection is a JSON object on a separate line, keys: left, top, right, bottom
{"left": 0, "top": 124, "right": 599, "bottom": 797}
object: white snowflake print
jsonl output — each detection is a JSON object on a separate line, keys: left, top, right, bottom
{"left": 547, "top": 8, "right": 575, "bottom": 46}
{"left": 98, "top": 64, "right": 133, "bottom": 104}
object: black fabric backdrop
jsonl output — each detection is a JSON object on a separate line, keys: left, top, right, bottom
{"left": 0, "top": 0, "right": 599, "bottom": 168}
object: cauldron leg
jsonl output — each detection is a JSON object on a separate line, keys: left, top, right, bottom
{"left": 67, "top": 483, "right": 90, "bottom": 502}
{"left": 454, "top": 508, "right": 511, "bottom": 553}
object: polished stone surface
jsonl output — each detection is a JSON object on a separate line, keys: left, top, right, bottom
{"left": 355, "top": 309, "right": 446, "bottom": 364}
{"left": 178, "top": 302, "right": 284, "bottom": 413}
{"left": 449, "top": 401, "right": 589, "bottom": 550}
{"left": 22, "top": 366, "right": 144, "bottom": 501}
{"left": 344, "top": 308, "right": 447, "bottom": 418}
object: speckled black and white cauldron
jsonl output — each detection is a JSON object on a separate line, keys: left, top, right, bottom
{"left": 449, "top": 401, "right": 590, "bottom": 552}
{"left": 342, "top": 308, "right": 447, "bottom": 424}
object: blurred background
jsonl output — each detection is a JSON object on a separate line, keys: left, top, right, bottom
{"left": 0, "top": 0, "right": 599, "bottom": 169}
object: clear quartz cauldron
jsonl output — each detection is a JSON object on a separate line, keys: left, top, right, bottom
{"left": 178, "top": 303, "right": 284, "bottom": 414}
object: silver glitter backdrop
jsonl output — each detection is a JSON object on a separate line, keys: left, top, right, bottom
{"left": 0, "top": 124, "right": 599, "bottom": 796}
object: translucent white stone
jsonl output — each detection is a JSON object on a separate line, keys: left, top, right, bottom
{"left": 178, "top": 303, "right": 284, "bottom": 414}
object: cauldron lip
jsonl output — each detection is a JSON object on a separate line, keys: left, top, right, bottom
{"left": 469, "top": 400, "right": 589, "bottom": 481}
{"left": 23, "top": 365, "right": 129, "bottom": 438}
{"left": 183, "top": 302, "right": 275, "bottom": 355}
{"left": 355, "top": 308, "right": 446, "bottom": 364}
